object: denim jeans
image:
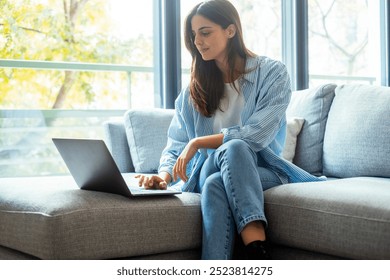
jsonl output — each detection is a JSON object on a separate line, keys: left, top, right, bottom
{"left": 198, "top": 139, "right": 283, "bottom": 260}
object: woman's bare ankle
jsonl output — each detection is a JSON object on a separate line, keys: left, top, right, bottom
{"left": 240, "top": 221, "right": 266, "bottom": 245}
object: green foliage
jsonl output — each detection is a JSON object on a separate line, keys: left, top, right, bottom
{"left": 0, "top": 0, "right": 153, "bottom": 109}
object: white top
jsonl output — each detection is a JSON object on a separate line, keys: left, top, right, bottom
{"left": 213, "top": 80, "right": 245, "bottom": 134}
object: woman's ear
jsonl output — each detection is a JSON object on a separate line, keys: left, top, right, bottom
{"left": 226, "top": 24, "right": 237, "bottom": 38}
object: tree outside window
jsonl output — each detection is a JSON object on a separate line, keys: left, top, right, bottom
{"left": 308, "top": 0, "right": 380, "bottom": 86}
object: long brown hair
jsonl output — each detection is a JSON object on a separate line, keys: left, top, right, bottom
{"left": 184, "top": 0, "right": 253, "bottom": 117}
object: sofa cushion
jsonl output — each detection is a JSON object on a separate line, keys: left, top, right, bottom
{"left": 286, "top": 84, "right": 336, "bottom": 175}
{"left": 124, "top": 109, "right": 174, "bottom": 173}
{"left": 323, "top": 84, "right": 390, "bottom": 178}
{"left": 282, "top": 117, "right": 305, "bottom": 162}
{"left": 103, "top": 120, "right": 134, "bottom": 173}
{"left": 265, "top": 177, "right": 390, "bottom": 259}
{"left": 0, "top": 176, "right": 201, "bottom": 260}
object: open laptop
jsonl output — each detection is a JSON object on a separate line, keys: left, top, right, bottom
{"left": 52, "top": 138, "right": 181, "bottom": 197}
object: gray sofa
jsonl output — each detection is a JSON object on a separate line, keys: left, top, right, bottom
{"left": 0, "top": 83, "right": 389, "bottom": 259}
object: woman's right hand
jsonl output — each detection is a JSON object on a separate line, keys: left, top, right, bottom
{"left": 135, "top": 173, "right": 170, "bottom": 190}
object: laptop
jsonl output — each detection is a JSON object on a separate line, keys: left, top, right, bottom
{"left": 52, "top": 138, "right": 181, "bottom": 197}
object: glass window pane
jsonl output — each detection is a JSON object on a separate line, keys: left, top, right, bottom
{"left": 0, "top": 69, "right": 154, "bottom": 109}
{"left": 1, "top": 0, "right": 156, "bottom": 110}
{"left": 0, "top": 110, "right": 122, "bottom": 177}
{"left": 0, "top": 0, "right": 156, "bottom": 177}
{"left": 2, "top": 0, "right": 154, "bottom": 66}
{"left": 308, "top": 0, "right": 381, "bottom": 86}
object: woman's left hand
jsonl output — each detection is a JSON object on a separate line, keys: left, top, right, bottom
{"left": 173, "top": 139, "right": 198, "bottom": 182}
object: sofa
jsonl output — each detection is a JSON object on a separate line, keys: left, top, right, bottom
{"left": 0, "top": 83, "right": 389, "bottom": 259}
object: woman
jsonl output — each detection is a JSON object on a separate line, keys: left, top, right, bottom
{"left": 137, "top": 0, "right": 324, "bottom": 260}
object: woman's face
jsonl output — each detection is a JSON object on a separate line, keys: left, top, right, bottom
{"left": 191, "top": 15, "right": 234, "bottom": 65}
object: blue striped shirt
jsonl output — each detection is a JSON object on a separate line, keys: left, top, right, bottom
{"left": 159, "top": 56, "right": 325, "bottom": 192}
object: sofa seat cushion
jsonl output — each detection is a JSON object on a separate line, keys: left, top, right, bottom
{"left": 264, "top": 177, "right": 390, "bottom": 259}
{"left": 0, "top": 176, "right": 201, "bottom": 260}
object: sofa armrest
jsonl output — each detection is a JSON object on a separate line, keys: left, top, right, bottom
{"left": 103, "top": 120, "right": 134, "bottom": 172}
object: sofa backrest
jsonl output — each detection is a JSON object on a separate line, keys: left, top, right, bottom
{"left": 103, "top": 109, "right": 174, "bottom": 173}
{"left": 286, "top": 84, "right": 337, "bottom": 176}
{"left": 103, "top": 120, "right": 134, "bottom": 172}
{"left": 322, "top": 84, "right": 390, "bottom": 178}
{"left": 124, "top": 108, "right": 175, "bottom": 173}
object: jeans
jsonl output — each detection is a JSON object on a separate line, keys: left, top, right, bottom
{"left": 198, "top": 139, "right": 283, "bottom": 260}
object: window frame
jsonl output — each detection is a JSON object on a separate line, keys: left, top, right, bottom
{"left": 380, "top": 0, "right": 390, "bottom": 86}
{"left": 282, "top": 0, "right": 308, "bottom": 91}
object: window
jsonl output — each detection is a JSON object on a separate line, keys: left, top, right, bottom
{"left": 308, "top": 0, "right": 381, "bottom": 86}
{"left": 0, "top": 0, "right": 156, "bottom": 177}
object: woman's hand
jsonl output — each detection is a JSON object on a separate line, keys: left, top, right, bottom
{"left": 173, "top": 139, "right": 199, "bottom": 182}
{"left": 135, "top": 174, "right": 169, "bottom": 190}
{"left": 173, "top": 135, "right": 224, "bottom": 182}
